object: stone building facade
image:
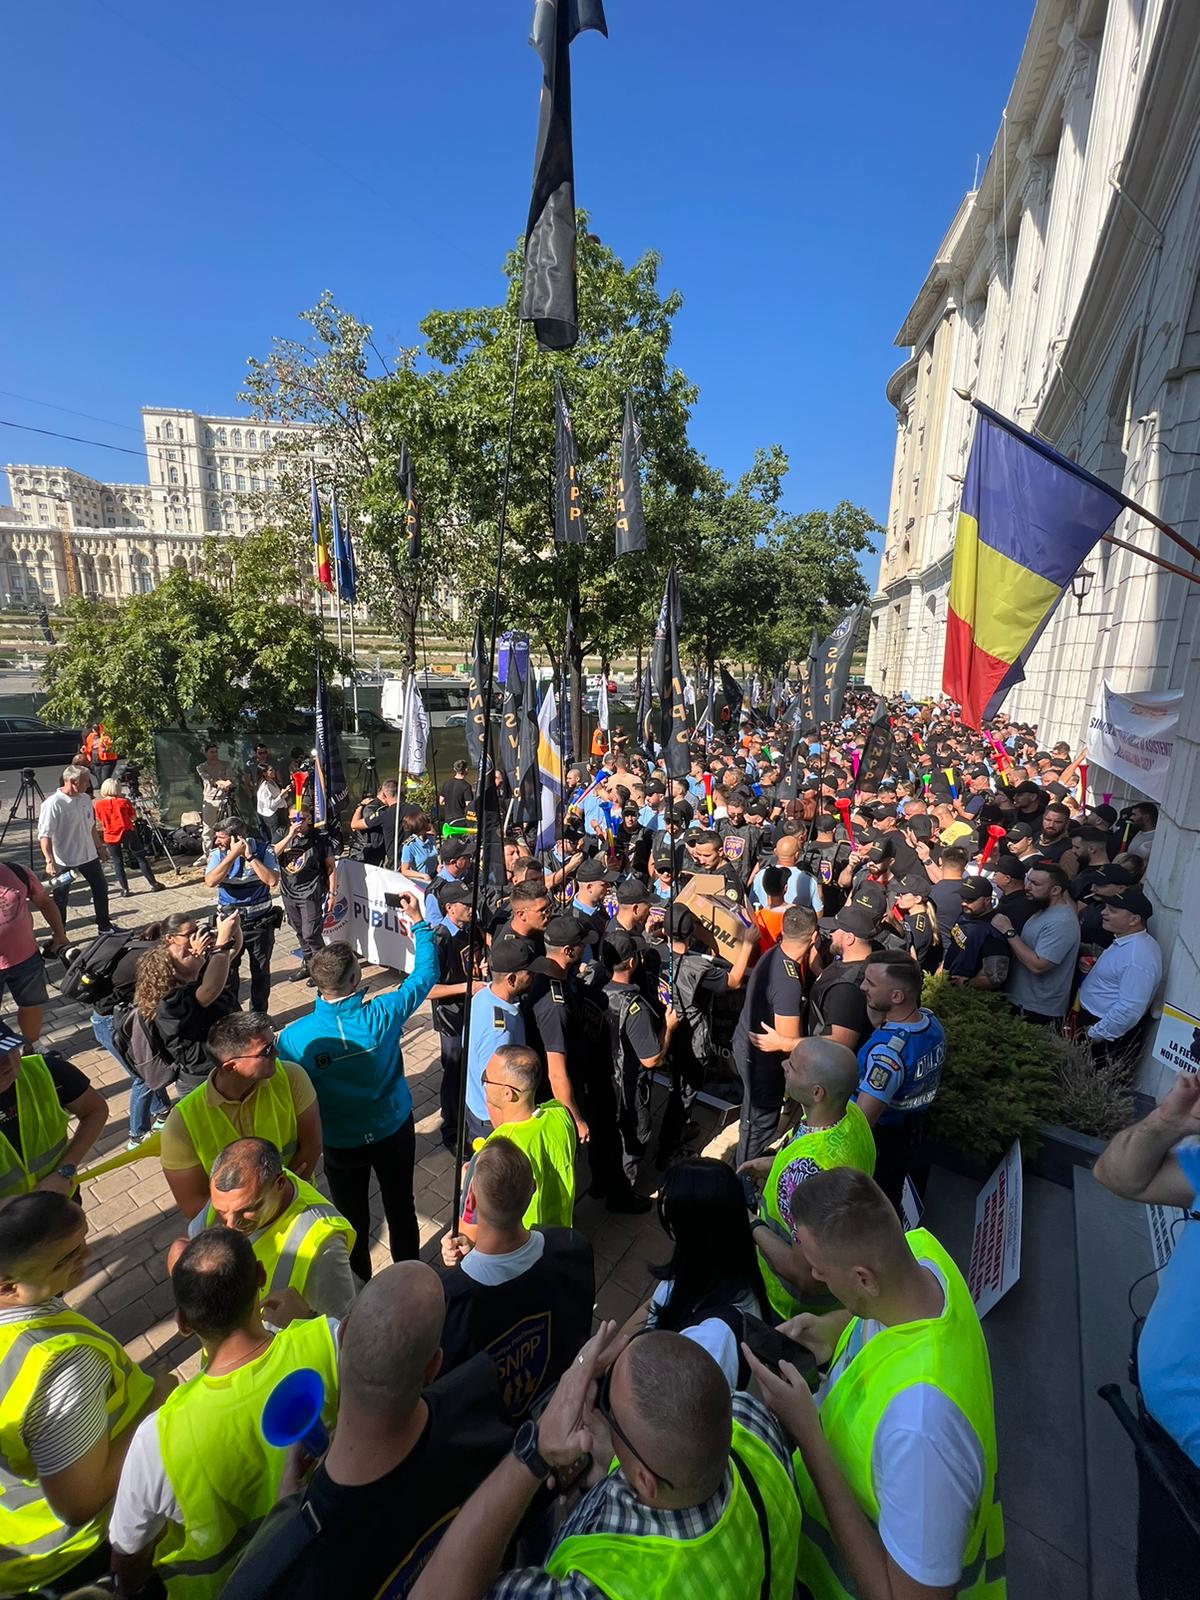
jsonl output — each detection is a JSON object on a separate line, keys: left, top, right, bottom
{"left": 865, "top": 0, "right": 1200, "bottom": 1088}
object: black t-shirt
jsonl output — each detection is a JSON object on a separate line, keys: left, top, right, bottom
{"left": 1034, "top": 835, "right": 1074, "bottom": 864}
{"left": 993, "top": 889, "right": 1034, "bottom": 933}
{"left": 717, "top": 821, "right": 763, "bottom": 882}
{"left": 928, "top": 879, "right": 966, "bottom": 949}
{"left": 273, "top": 829, "right": 334, "bottom": 901}
{"left": 356, "top": 798, "right": 391, "bottom": 865}
{"left": 0, "top": 1052, "right": 89, "bottom": 1161}
{"left": 733, "top": 943, "right": 805, "bottom": 1060}
{"left": 807, "top": 955, "right": 874, "bottom": 1043}
{"left": 942, "top": 912, "right": 1008, "bottom": 979}
{"left": 432, "top": 923, "right": 478, "bottom": 1035}
{"left": 868, "top": 827, "right": 927, "bottom": 884}
{"left": 155, "top": 964, "right": 240, "bottom": 1075}
{"left": 222, "top": 1353, "right": 512, "bottom": 1600}
{"left": 605, "top": 981, "right": 663, "bottom": 1071}
{"left": 441, "top": 777, "right": 474, "bottom": 822}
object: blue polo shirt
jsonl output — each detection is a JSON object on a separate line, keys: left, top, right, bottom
{"left": 1139, "top": 1144, "right": 1200, "bottom": 1464}
{"left": 465, "top": 985, "right": 524, "bottom": 1123}
{"left": 857, "top": 1011, "right": 947, "bottom": 1128}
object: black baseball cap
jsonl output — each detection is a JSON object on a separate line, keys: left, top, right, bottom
{"left": 1005, "top": 822, "right": 1035, "bottom": 843}
{"left": 664, "top": 905, "right": 697, "bottom": 940}
{"left": 600, "top": 929, "right": 639, "bottom": 966}
{"left": 439, "top": 837, "right": 471, "bottom": 863}
{"left": 957, "top": 877, "right": 993, "bottom": 902}
{"left": 871, "top": 802, "right": 898, "bottom": 820}
{"left": 545, "top": 913, "right": 596, "bottom": 948}
{"left": 489, "top": 936, "right": 536, "bottom": 973}
{"left": 616, "top": 877, "right": 653, "bottom": 905}
{"left": 990, "top": 854, "right": 1028, "bottom": 880}
{"left": 1107, "top": 886, "right": 1153, "bottom": 919}
{"left": 668, "top": 804, "right": 694, "bottom": 826}
{"left": 439, "top": 881, "right": 472, "bottom": 906}
{"left": 819, "top": 904, "right": 878, "bottom": 940}
{"left": 852, "top": 880, "right": 887, "bottom": 918}
{"left": 652, "top": 838, "right": 676, "bottom": 871}
{"left": 1094, "top": 863, "right": 1138, "bottom": 886}
{"left": 576, "top": 858, "right": 620, "bottom": 884}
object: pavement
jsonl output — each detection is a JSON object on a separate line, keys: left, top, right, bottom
{"left": 40, "top": 856, "right": 680, "bottom": 1382}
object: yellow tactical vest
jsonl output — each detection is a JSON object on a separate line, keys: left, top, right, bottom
{"left": 793, "top": 1228, "right": 1005, "bottom": 1599}
{"left": 0, "top": 1055, "right": 70, "bottom": 1199}
{"left": 0, "top": 1305, "right": 153, "bottom": 1592}
{"left": 205, "top": 1171, "right": 355, "bottom": 1304}
{"left": 546, "top": 1418, "right": 800, "bottom": 1600}
{"left": 758, "top": 1103, "right": 876, "bottom": 1321}
{"left": 486, "top": 1101, "right": 578, "bottom": 1228}
{"left": 176, "top": 1060, "right": 298, "bottom": 1174}
{"left": 154, "top": 1313, "right": 339, "bottom": 1600}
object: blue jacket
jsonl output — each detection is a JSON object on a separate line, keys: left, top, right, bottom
{"left": 279, "top": 923, "right": 438, "bottom": 1147}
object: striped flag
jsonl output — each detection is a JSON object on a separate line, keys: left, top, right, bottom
{"left": 310, "top": 468, "right": 332, "bottom": 592}
{"left": 331, "top": 491, "right": 355, "bottom": 604}
{"left": 534, "top": 682, "right": 566, "bottom": 853}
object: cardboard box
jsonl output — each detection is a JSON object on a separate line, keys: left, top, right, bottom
{"left": 676, "top": 874, "right": 755, "bottom": 958}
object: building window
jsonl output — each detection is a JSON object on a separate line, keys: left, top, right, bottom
{"left": 174, "top": 516, "right": 184, "bottom": 529}
{"left": 232, "top": 429, "right": 242, "bottom": 447}
{"left": 163, "top": 422, "right": 174, "bottom": 441}
{"left": 204, "top": 428, "right": 214, "bottom": 446}
{"left": 207, "top": 472, "right": 216, "bottom": 489}
{"left": 168, "top": 467, "right": 179, "bottom": 484}
{"left": 246, "top": 429, "right": 257, "bottom": 448}
{"left": 265, "top": 476, "right": 274, "bottom": 491}
{"left": 251, "top": 476, "right": 261, "bottom": 492}
{"left": 260, "top": 430, "right": 270, "bottom": 451}
{"left": 221, "top": 473, "right": 231, "bottom": 490}
{"left": 236, "top": 475, "right": 246, "bottom": 492}
{"left": 217, "top": 428, "right": 227, "bottom": 446}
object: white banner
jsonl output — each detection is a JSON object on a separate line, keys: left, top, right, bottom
{"left": 323, "top": 857, "right": 415, "bottom": 973}
{"left": 1152, "top": 1002, "right": 1200, "bottom": 1075}
{"left": 1086, "top": 679, "right": 1183, "bottom": 803}
{"left": 966, "top": 1140, "right": 1023, "bottom": 1317}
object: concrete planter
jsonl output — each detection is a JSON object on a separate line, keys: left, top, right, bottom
{"left": 1028, "top": 1122, "right": 1107, "bottom": 1188}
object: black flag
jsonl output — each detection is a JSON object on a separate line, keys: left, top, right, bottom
{"left": 499, "top": 662, "right": 522, "bottom": 788}
{"left": 662, "top": 566, "right": 690, "bottom": 777}
{"left": 812, "top": 606, "right": 863, "bottom": 726}
{"left": 554, "top": 379, "right": 587, "bottom": 544}
{"left": 720, "top": 665, "right": 744, "bottom": 732}
{"left": 466, "top": 621, "right": 491, "bottom": 779}
{"left": 514, "top": 661, "right": 541, "bottom": 825}
{"left": 635, "top": 663, "right": 655, "bottom": 759}
{"left": 521, "top": 0, "right": 608, "bottom": 351}
{"left": 615, "top": 393, "right": 646, "bottom": 556}
{"left": 397, "top": 443, "right": 420, "bottom": 562}
{"left": 857, "top": 698, "right": 895, "bottom": 793}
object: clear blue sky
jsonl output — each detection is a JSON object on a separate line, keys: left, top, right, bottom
{"left": 1, "top": 1, "right": 1032, "bottom": 578}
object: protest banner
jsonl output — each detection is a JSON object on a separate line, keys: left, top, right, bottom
{"left": 1152, "top": 1002, "right": 1200, "bottom": 1075}
{"left": 1086, "top": 680, "right": 1183, "bottom": 802}
{"left": 324, "top": 858, "right": 416, "bottom": 974}
{"left": 966, "top": 1140, "right": 1023, "bottom": 1317}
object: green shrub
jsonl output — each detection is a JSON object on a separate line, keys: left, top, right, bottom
{"left": 922, "top": 973, "right": 1060, "bottom": 1165}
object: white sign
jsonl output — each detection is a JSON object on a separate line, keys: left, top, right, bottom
{"left": 900, "top": 1176, "right": 924, "bottom": 1232}
{"left": 1146, "top": 1204, "right": 1189, "bottom": 1277}
{"left": 1152, "top": 1003, "right": 1200, "bottom": 1075}
{"left": 966, "top": 1140, "right": 1023, "bottom": 1317}
{"left": 1086, "top": 680, "right": 1183, "bottom": 803}
{"left": 324, "top": 858, "right": 415, "bottom": 974}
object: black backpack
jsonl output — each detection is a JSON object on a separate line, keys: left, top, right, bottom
{"left": 56, "top": 929, "right": 135, "bottom": 1009}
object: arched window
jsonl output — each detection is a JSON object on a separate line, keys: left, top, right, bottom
{"left": 163, "top": 421, "right": 174, "bottom": 441}
{"left": 168, "top": 467, "right": 179, "bottom": 484}
{"left": 259, "top": 430, "right": 270, "bottom": 451}
{"left": 231, "top": 429, "right": 242, "bottom": 447}
{"left": 204, "top": 428, "right": 214, "bottom": 446}
{"left": 217, "top": 428, "right": 227, "bottom": 446}
{"left": 246, "top": 429, "right": 257, "bottom": 449}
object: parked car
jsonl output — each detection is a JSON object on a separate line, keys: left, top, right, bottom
{"left": 0, "top": 716, "right": 84, "bottom": 771}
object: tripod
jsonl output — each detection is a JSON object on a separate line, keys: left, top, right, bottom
{"left": 351, "top": 754, "right": 379, "bottom": 801}
{"left": 127, "top": 789, "right": 181, "bottom": 876}
{"left": 0, "top": 768, "right": 45, "bottom": 868}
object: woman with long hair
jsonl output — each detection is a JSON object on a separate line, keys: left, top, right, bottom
{"left": 645, "top": 1157, "right": 771, "bottom": 1332}
{"left": 94, "top": 778, "right": 161, "bottom": 898}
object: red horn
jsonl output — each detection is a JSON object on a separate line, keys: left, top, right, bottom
{"left": 835, "top": 795, "right": 855, "bottom": 847}
{"left": 979, "top": 824, "right": 1006, "bottom": 866}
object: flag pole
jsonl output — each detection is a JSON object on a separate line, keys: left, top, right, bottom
{"left": 451, "top": 317, "right": 526, "bottom": 1230}
{"left": 347, "top": 600, "right": 360, "bottom": 731}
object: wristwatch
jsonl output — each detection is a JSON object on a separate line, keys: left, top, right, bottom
{"left": 57, "top": 1163, "right": 78, "bottom": 1181}
{"left": 511, "top": 1418, "right": 551, "bottom": 1482}
{"left": 1003, "top": 928, "right": 1017, "bottom": 940}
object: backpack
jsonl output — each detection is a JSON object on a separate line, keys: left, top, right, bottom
{"left": 671, "top": 950, "right": 718, "bottom": 1065}
{"left": 55, "top": 928, "right": 135, "bottom": 1009}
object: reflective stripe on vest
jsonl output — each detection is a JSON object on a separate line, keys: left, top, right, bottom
{"left": 758, "top": 1103, "right": 876, "bottom": 1321}
{"left": 0, "top": 1056, "right": 70, "bottom": 1198}
{"left": 485, "top": 1102, "right": 577, "bottom": 1229}
{"left": 0, "top": 1309, "right": 154, "bottom": 1592}
{"left": 206, "top": 1172, "right": 356, "bottom": 1302}
{"left": 155, "top": 1314, "right": 339, "bottom": 1600}
{"left": 545, "top": 1419, "right": 800, "bottom": 1600}
{"left": 177, "top": 1061, "right": 298, "bottom": 1174}
{"left": 792, "top": 1228, "right": 1005, "bottom": 1600}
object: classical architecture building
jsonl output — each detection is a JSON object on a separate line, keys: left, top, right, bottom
{"left": 2, "top": 407, "right": 309, "bottom": 604}
{"left": 865, "top": 0, "right": 1200, "bottom": 1087}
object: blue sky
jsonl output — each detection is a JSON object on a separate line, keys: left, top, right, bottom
{"left": 1, "top": 1, "right": 1032, "bottom": 579}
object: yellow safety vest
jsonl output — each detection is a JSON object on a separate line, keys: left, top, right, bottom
{"left": 204, "top": 1172, "right": 355, "bottom": 1303}
{"left": 546, "top": 1418, "right": 800, "bottom": 1600}
{"left": 176, "top": 1061, "right": 298, "bottom": 1174}
{"left": 794, "top": 1228, "right": 1005, "bottom": 1599}
{"left": 0, "top": 1055, "right": 70, "bottom": 1199}
{"left": 155, "top": 1313, "right": 339, "bottom": 1600}
{"left": 485, "top": 1101, "right": 577, "bottom": 1228}
{"left": 758, "top": 1103, "right": 876, "bottom": 1321}
{"left": 0, "top": 1305, "right": 153, "bottom": 1592}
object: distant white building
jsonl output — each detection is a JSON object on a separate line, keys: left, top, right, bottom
{"left": 866, "top": 0, "right": 1200, "bottom": 1090}
{"left": 2, "top": 407, "right": 311, "bottom": 604}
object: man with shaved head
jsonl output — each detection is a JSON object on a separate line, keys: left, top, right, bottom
{"left": 739, "top": 1037, "right": 878, "bottom": 1321}
{"left": 411, "top": 1323, "right": 801, "bottom": 1599}
{"left": 225, "top": 1261, "right": 512, "bottom": 1600}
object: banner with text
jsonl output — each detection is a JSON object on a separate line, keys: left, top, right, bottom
{"left": 324, "top": 858, "right": 415, "bottom": 974}
{"left": 967, "top": 1140, "right": 1023, "bottom": 1317}
{"left": 1087, "top": 680, "right": 1183, "bottom": 803}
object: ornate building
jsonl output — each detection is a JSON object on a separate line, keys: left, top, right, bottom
{"left": 865, "top": 0, "right": 1200, "bottom": 1089}
{"left": 2, "top": 407, "right": 310, "bottom": 604}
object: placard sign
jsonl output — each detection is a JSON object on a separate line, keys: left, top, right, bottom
{"left": 1152, "top": 1003, "right": 1200, "bottom": 1075}
{"left": 324, "top": 858, "right": 415, "bottom": 974}
{"left": 966, "top": 1140, "right": 1023, "bottom": 1317}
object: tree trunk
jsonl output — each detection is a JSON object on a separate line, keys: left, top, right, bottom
{"left": 568, "top": 591, "right": 584, "bottom": 761}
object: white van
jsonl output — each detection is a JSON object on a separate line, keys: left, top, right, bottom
{"left": 381, "top": 674, "right": 469, "bottom": 730}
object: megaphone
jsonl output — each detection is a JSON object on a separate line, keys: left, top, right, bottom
{"left": 261, "top": 1367, "right": 328, "bottom": 1457}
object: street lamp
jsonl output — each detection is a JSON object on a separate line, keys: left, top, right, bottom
{"left": 1070, "top": 568, "right": 1094, "bottom": 609}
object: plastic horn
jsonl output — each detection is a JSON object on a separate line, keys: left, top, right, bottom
{"left": 1078, "top": 761, "right": 1088, "bottom": 810}
{"left": 943, "top": 767, "right": 959, "bottom": 800}
{"left": 835, "top": 795, "right": 855, "bottom": 847}
{"left": 850, "top": 751, "right": 860, "bottom": 779}
{"left": 290, "top": 771, "right": 307, "bottom": 818}
{"left": 262, "top": 1367, "right": 328, "bottom": 1457}
{"left": 979, "top": 824, "right": 1006, "bottom": 866}
{"left": 1101, "top": 791, "right": 1112, "bottom": 807}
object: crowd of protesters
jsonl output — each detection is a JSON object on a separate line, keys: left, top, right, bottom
{"left": 0, "top": 684, "right": 1179, "bottom": 1600}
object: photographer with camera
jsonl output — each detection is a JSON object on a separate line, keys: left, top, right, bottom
{"left": 204, "top": 820, "right": 280, "bottom": 1012}
{"left": 272, "top": 809, "right": 336, "bottom": 983}
{"left": 349, "top": 778, "right": 399, "bottom": 867}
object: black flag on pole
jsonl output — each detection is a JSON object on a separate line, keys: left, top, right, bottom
{"left": 514, "top": 661, "right": 541, "bottom": 825}
{"left": 521, "top": 0, "right": 608, "bottom": 351}
{"left": 719, "top": 665, "right": 744, "bottom": 732}
{"left": 467, "top": 622, "right": 491, "bottom": 779}
{"left": 615, "top": 393, "right": 646, "bottom": 556}
{"left": 662, "top": 566, "right": 690, "bottom": 777}
{"left": 635, "top": 663, "right": 655, "bottom": 759}
{"left": 499, "top": 664, "right": 522, "bottom": 789}
{"left": 812, "top": 606, "right": 863, "bottom": 726}
{"left": 857, "top": 698, "right": 894, "bottom": 793}
{"left": 397, "top": 443, "right": 420, "bottom": 562}
{"left": 554, "top": 379, "right": 587, "bottom": 544}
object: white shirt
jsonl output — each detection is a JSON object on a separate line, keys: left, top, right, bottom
{"left": 1078, "top": 929, "right": 1163, "bottom": 1041}
{"left": 1128, "top": 829, "right": 1155, "bottom": 861}
{"left": 816, "top": 1261, "right": 986, "bottom": 1588}
{"left": 36, "top": 789, "right": 98, "bottom": 867}
{"left": 460, "top": 1230, "right": 545, "bottom": 1286}
{"left": 256, "top": 777, "right": 284, "bottom": 820}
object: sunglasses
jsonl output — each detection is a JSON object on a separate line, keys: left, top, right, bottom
{"left": 594, "top": 1330, "right": 675, "bottom": 1488}
{"left": 224, "top": 1036, "right": 276, "bottom": 1064}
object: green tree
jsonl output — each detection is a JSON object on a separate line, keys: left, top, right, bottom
{"left": 40, "top": 550, "right": 345, "bottom": 759}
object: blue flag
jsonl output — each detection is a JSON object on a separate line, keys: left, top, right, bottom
{"left": 313, "top": 661, "right": 348, "bottom": 827}
{"left": 331, "top": 492, "right": 356, "bottom": 604}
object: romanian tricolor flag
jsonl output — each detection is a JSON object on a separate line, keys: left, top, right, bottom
{"left": 310, "top": 469, "right": 333, "bottom": 592}
{"left": 944, "top": 402, "right": 1124, "bottom": 728}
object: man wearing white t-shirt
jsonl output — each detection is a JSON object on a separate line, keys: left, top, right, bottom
{"left": 37, "top": 764, "right": 114, "bottom": 933}
{"left": 743, "top": 1166, "right": 1005, "bottom": 1599}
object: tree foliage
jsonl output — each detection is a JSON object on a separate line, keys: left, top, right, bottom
{"left": 41, "top": 533, "right": 346, "bottom": 758}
